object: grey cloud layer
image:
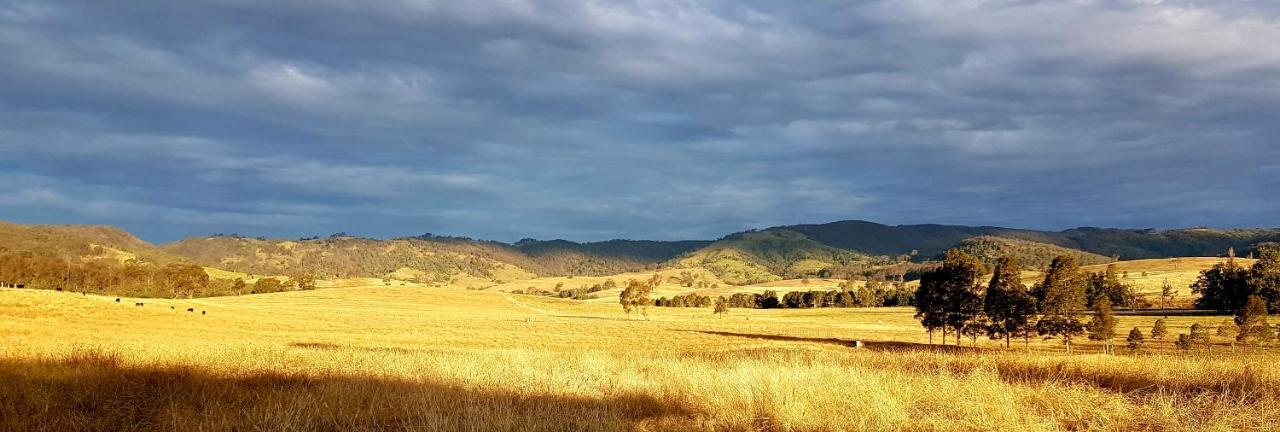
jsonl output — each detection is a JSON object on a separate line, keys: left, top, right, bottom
{"left": 2, "top": 0, "right": 1278, "bottom": 242}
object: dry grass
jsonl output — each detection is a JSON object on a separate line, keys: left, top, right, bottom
{"left": 2, "top": 286, "right": 1278, "bottom": 431}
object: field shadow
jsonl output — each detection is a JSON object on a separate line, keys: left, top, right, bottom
{"left": 550, "top": 315, "right": 638, "bottom": 322}
{"left": 288, "top": 341, "right": 418, "bottom": 354}
{"left": 0, "top": 352, "right": 695, "bottom": 432}
{"left": 684, "top": 330, "right": 972, "bottom": 353}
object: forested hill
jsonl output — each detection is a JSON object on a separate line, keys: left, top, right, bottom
{"left": 0, "top": 221, "right": 183, "bottom": 265}
{"left": 770, "top": 221, "right": 1280, "bottom": 260}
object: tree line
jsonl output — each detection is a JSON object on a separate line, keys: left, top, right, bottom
{"left": 916, "top": 249, "right": 1278, "bottom": 352}
{"left": 652, "top": 282, "right": 913, "bottom": 310}
{"left": 917, "top": 250, "right": 1140, "bottom": 351}
{"left": 0, "top": 250, "right": 316, "bottom": 298}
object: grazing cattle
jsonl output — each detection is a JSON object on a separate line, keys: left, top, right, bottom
{"left": 170, "top": 306, "right": 175, "bottom": 310}
{"left": 186, "top": 308, "right": 194, "bottom": 312}
{"left": 115, "top": 298, "right": 120, "bottom": 303}
{"left": 135, "top": 302, "right": 144, "bottom": 307}
{"left": 201, "top": 310, "right": 206, "bottom": 315}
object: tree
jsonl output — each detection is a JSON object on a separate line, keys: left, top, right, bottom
{"left": 1151, "top": 318, "right": 1169, "bottom": 341}
{"left": 1087, "top": 296, "right": 1117, "bottom": 354}
{"left": 1192, "top": 259, "right": 1251, "bottom": 313}
{"left": 253, "top": 278, "right": 283, "bottom": 294}
{"left": 1160, "top": 279, "right": 1176, "bottom": 310}
{"left": 1246, "top": 246, "right": 1280, "bottom": 313}
{"left": 1087, "top": 264, "right": 1134, "bottom": 309}
{"left": 618, "top": 280, "right": 653, "bottom": 319}
{"left": 1216, "top": 318, "right": 1239, "bottom": 352}
{"left": 1176, "top": 333, "right": 1193, "bottom": 352}
{"left": 159, "top": 264, "right": 209, "bottom": 299}
{"left": 914, "top": 266, "right": 947, "bottom": 344}
{"left": 713, "top": 296, "right": 728, "bottom": 317}
{"left": 1126, "top": 327, "right": 1145, "bottom": 352}
{"left": 232, "top": 278, "right": 247, "bottom": 296}
{"left": 1035, "top": 256, "right": 1088, "bottom": 353}
{"left": 984, "top": 256, "right": 1037, "bottom": 348}
{"left": 292, "top": 274, "right": 316, "bottom": 291}
{"left": 1189, "top": 323, "right": 1211, "bottom": 353}
{"left": 916, "top": 250, "right": 985, "bottom": 345}
{"left": 1236, "top": 295, "right": 1276, "bottom": 347}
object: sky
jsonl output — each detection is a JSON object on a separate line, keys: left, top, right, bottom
{"left": 2, "top": 0, "right": 1279, "bottom": 243}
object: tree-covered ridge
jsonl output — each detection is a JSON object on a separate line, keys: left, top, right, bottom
{"left": 774, "top": 220, "right": 1280, "bottom": 260}
{"left": 951, "top": 236, "right": 1114, "bottom": 270}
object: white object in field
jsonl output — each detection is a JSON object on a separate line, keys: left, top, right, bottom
{"left": 853, "top": 340, "right": 864, "bottom": 348}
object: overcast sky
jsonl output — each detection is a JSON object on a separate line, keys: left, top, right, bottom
{"left": 2, "top": 0, "right": 1279, "bottom": 243}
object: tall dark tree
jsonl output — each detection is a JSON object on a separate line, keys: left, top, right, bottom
{"left": 916, "top": 249, "right": 985, "bottom": 346}
{"left": 1191, "top": 259, "right": 1251, "bottom": 313}
{"left": 1246, "top": 246, "right": 1280, "bottom": 313}
{"left": 984, "top": 256, "right": 1036, "bottom": 348}
{"left": 1035, "top": 256, "right": 1088, "bottom": 353}
{"left": 915, "top": 266, "right": 947, "bottom": 344}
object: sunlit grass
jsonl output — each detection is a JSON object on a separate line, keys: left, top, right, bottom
{"left": 2, "top": 286, "right": 1277, "bottom": 431}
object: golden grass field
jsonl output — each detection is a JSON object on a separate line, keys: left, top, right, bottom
{"left": 3, "top": 274, "right": 1279, "bottom": 431}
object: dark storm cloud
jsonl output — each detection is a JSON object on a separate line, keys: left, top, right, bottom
{"left": 2, "top": 0, "right": 1279, "bottom": 242}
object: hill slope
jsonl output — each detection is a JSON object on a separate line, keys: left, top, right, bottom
{"left": 776, "top": 220, "right": 1280, "bottom": 260}
{"left": 951, "top": 236, "right": 1114, "bottom": 269}
{"left": 669, "top": 230, "right": 870, "bottom": 285}
{"left": 0, "top": 221, "right": 182, "bottom": 265}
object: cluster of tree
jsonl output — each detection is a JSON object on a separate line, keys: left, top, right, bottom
{"left": 516, "top": 278, "right": 621, "bottom": 299}
{"left": 654, "top": 284, "right": 913, "bottom": 310}
{"left": 0, "top": 250, "right": 316, "bottom": 298}
{"left": 619, "top": 279, "right": 654, "bottom": 319}
{"left": 0, "top": 251, "right": 208, "bottom": 297}
{"left": 918, "top": 249, "right": 1280, "bottom": 352}
{"left": 654, "top": 293, "right": 713, "bottom": 307}
{"left": 916, "top": 251, "right": 1139, "bottom": 351}
{"left": 1191, "top": 246, "right": 1280, "bottom": 314}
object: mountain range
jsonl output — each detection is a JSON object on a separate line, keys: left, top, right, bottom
{"left": 3, "top": 219, "right": 1276, "bottom": 286}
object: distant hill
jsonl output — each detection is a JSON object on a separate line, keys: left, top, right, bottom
{"left": 773, "top": 220, "right": 1280, "bottom": 260}
{"left": 0, "top": 221, "right": 182, "bottom": 265}
{"left": 512, "top": 239, "right": 710, "bottom": 275}
{"left": 160, "top": 235, "right": 708, "bottom": 286}
{"left": 950, "top": 236, "right": 1114, "bottom": 270}
{"left": 669, "top": 230, "right": 870, "bottom": 285}
{"left": 6, "top": 219, "right": 1280, "bottom": 288}
{"left": 777, "top": 220, "right": 1050, "bottom": 257}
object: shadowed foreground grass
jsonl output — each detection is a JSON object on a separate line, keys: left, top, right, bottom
{"left": 0, "top": 351, "right": 690, "bottom": 432}
{"left": 3, "top": 287, "right": 1279, "bottom": 431}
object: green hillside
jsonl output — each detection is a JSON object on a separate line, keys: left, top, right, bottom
{"left": 670, "top": 230, "right": 869, "bottom": 285}
{"left": 951, "top": 236, "right": 1114, "bottom": 270}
